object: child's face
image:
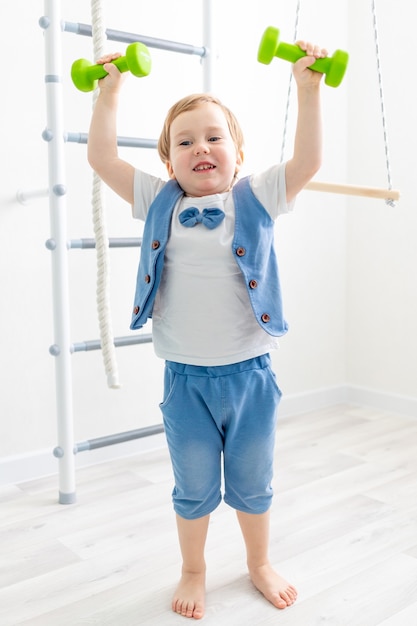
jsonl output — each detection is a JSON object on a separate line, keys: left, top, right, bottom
{"left": 166, "top": 102, "right": 243, "bottom": 197}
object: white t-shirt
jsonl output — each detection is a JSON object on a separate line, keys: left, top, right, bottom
{"left": 133, "top": 163, "right": 293, "bottom": 366}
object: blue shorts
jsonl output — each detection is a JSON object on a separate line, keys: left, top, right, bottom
{"left": 160, "top": 354, "right": 282, "bottom": 520}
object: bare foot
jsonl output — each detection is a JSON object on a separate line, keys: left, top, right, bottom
{"left": 172, "top": 570, "right": 206, "bottom": 619}
{"left": 249, "top": 563, "right": 297, "bottom": 609}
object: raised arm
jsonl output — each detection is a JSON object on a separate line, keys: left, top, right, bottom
{"left": 87, "top": 54, "right": 135, "bottom": 205}
{"left": 285, "top": 41, "right": 326, "bottom": 203}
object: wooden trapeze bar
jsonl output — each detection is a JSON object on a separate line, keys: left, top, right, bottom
{"left": 305, "top": 180, "right": 400, "bottom": 201}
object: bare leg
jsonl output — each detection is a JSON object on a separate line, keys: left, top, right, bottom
{"left": 172, "top": 514, "right": 210, "bottom": 619}
{"left": 236, "top": 509, "right": 297, "bottom": 609}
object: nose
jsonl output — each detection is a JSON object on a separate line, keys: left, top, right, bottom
{"left": 194, "top": 141, "right": 209, "bottom": 155}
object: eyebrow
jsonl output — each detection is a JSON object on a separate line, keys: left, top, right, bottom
{"left": 173, "top": 125, "right": 226, "bottom": 139}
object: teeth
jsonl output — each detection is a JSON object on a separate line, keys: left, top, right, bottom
{"left": 194, "top": 164, "right": 215, "bottom": 171}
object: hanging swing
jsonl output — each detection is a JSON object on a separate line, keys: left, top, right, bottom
{"left": 259, "top": 0, "right": 399, "bottom": 204}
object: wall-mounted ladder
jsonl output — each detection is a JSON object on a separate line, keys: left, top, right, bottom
{"left": 35, "top": 0, "right": 213, "bottom": 504}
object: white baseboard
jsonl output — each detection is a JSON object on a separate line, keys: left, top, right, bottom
{"left": 1, "top": 386, "right": 415, "bottom": 488}
{"left": 346, "top": 385, "right": 417, "bottom": 419}
{"left": 278, "top": 385, "right": 348, "bottom": 418}
{"left": 279, "top": 384, "right": 417, "bottom": 420}
{"left": 0, "top": 432, "right": 167, "bottom": 488}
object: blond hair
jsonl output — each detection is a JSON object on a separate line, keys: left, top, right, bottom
{"left": 157, "top": 93, "right": 244, "bottom": 164}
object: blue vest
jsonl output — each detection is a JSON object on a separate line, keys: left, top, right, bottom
{"left": 130, "top": 176, "right": 288, "bottom": 337}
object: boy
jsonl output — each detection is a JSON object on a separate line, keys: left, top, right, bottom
{"left": 88, "top": 40, "right": 325, "bottom": 619}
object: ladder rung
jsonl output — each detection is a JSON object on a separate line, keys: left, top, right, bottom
{"left": 74, "top": 424, "right": 165, "bottom": 453}
{"left": 63, "top": 21, "right": 207, "bottom": 57}
{"left": 70, "top": 237, "right": 142, "bottom": 249}
{"left": 65, "top": 132, "right": 157, "bottom": 149}
{"left": 72, "top": 334, "right": 152, "bottom": 353}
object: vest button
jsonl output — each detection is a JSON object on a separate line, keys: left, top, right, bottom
{"left": 249, "top": 279, "right": 258, "bottom": 289}
{"left": 152, "top": 240, "right": 160, "bottom": 250}
{"left": 261, "top": 313, "right": 271, "bottom": 323}
{"left": 236, "top": 246, "right": 246, "bottom": 257}
{"left": 133, "top": 306, "right": 140, "bottom": 315}
{"left": 144, "top": 274, "right": 151, "bottom": 283}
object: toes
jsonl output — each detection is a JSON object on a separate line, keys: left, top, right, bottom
{"left": 172, "top": 598, "right": 181, "bottom": 614}
{"left": 281, "top": 588, "right": 297, "bottom": 605}
{"left": 178, "top": 600, "right": 193, "bottom": 617}
{"left": 172, "top": 598, "right": 204, "bottom": 620}
{"left": 193, "top": 605, "right": 204, "bottom": 620}
{"left": 185, "top": 601, "right": 194, "bottom": 618}
{"left": 269, "top": 585, "right": 298, "bottom": 609}
{"left": 272, "top": 593, "right": 288, "bottom": 609}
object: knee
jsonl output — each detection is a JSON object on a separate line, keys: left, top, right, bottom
{"left": 224, "top": 481, "right": 273, "bottom": 515}
{"left": 223, "top": 454, "right": 275, "bottom": 514}
{"left": 169, "top": 446, "right": 222, "bottom": 520}
{"left": 172, "top": 485, "right": 222, "bottom": 520}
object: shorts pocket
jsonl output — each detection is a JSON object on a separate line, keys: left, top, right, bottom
{"left": 159, "top": 367, "right": 179, "bottom": 410}
{"left": 266, "top": 365, "right": 282, "bottom": 399}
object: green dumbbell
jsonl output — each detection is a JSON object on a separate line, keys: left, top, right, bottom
{"left": 257, "top": 26, "right": 348, "bottom": 88}
{"left": 71, "top": 42, "right": 152, "bottom": 92}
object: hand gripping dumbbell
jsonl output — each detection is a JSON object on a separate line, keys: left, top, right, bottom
{"left": 71, "top": 42, "right": 152, "bottom": 92}
{"left": 257, "top": 26, "right": 348, "bottom": 88}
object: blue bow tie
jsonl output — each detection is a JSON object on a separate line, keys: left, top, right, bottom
{"left": 178, "top": 207, "right": 225, "bottom": 230}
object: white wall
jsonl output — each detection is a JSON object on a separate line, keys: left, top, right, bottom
{"left": 0, "top": 1, "right": 415, "bottom": 485}
{"left": 345, "top": 0, "right": 417, "bottom": 402}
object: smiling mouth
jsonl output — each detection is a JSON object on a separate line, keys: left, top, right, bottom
{"left": 193, "top": 164, "right": 216, "bottom": 172}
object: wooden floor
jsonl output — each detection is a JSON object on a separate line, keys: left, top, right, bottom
{"left": 1, "top": 404, "right": 417, "bottom": 625}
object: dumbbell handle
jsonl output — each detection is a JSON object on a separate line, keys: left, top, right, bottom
{"left": 272, "top": 41, "right": 332, "bottom": 74}
{"left": 83, "top": 55, "right": 132, "bottom": 82}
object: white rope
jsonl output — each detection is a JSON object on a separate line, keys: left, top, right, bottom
{"left": 280, "top": 0, "right": 301, "bottom": 162}
{"left": 90, "top": 0, "right": 120, "bottom": 388}
{"left": 371, "top": 0, "right": 396, "bottom": 207}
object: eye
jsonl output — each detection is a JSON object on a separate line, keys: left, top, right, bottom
{"left": 179, "top": 140, "right": 192, "bottom": 146}
{"left": 208, "top": 136, "right": 221, "bottom": 142}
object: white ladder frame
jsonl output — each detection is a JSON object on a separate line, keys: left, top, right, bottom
{"left": 40, "top": 0, "right": 213, "bottom": 503}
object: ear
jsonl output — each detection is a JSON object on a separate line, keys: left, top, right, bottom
{"left": 235, "top": 149, "right": 244, "bottom": 174}
{"left": 166, "top": 161, "right": 176, "bottom": 179}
